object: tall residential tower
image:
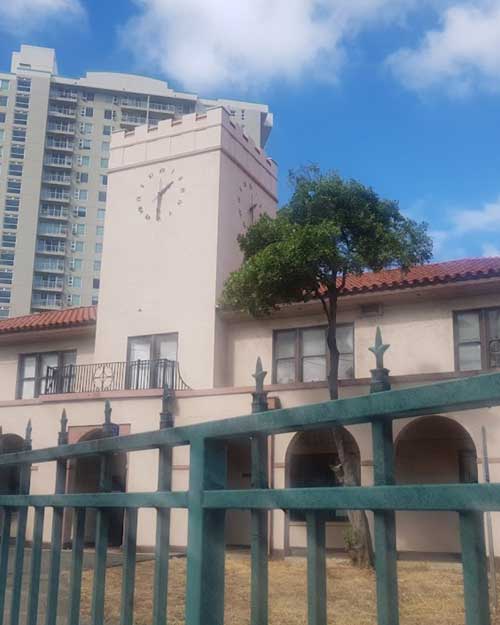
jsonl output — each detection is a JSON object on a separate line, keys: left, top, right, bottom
{"left": 0, "top": 45, "right": 273, "bottom": 317}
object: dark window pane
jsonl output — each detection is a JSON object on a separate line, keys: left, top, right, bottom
{"left": 458, "top": 343, "right": 482, "bottom": 371}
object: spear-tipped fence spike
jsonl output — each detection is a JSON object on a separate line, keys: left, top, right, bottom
{"left": 252, "top": 357, "right": 267, "bottom": 394}
{"left": 368, "top": 326, "right": 390, "bottom": 370}
{"left": 60, "top": 408, "right": 68, "bottom": 434}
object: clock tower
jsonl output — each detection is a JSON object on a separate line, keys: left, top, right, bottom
{"left": 93, "top": 108, "right": 278, "bottom": 389}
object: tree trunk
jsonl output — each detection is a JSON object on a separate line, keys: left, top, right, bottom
{"left": 326, "top": 289, "right": 374, "bottom": 568}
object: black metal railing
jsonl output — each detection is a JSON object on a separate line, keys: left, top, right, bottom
{"left": 43, "top": 358, "right": 190, "bottom": 394}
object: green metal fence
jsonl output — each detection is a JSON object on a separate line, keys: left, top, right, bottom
{"left": 0, "top": 366, "right": 499, "bottom": 624}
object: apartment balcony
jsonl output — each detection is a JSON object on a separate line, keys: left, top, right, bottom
{"left": 31, "top": 296, "right": 63, "bottom": 310}
{"left": 44, "top": 156, "right": 73, "bottom": 168}
{"left": 40, "top": 190, "right": 70, "bottom": 203}
{"left": 120, "top": 114, "right": 147, "bottom": 126}
{"left": 39, "top": 204, "right": 69, "bottom": 220}
{"left": 48, "top": 106, "right": 76, "bottom": 119}
{"left": 38, "top": 224, "right": 68, "bottom": 238}
{"left": 42, "top": 172, "right": 72, "bottom": 186}
{"left": 42, "top": 359, "right": 190, "bottom": 395}
{"left": 149, "top": 101, "right": 176, "bottom": 113}
{"left": 34, "top": 258, "right": 65, "bottom": 273}
{"left": 49, "top": 90, "right": 78, "bottom": 102}
{"left": 46, "top": 139, "right": 74, "bottom": 152}
{"left": 36, "top": 241, "right": 66, "bottom": 256}
{"left": 46, "top": 122, "right": 76, "bottom": 135}
{"left": 32, "top": 276, "right": 64, "bottom": 291}
{"left": 120, "top": 98, "right": 148, "bottom": 110}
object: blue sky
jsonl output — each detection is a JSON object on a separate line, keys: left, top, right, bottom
{"left": 1, "top": 0, "right": 500, "bottom": 261}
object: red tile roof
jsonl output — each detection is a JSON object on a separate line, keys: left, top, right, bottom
{"left": 0, "top": 305, "right": 96, "bottom": 335}
{"left": 339, "top": 257, "right": 500, "bottom": 295}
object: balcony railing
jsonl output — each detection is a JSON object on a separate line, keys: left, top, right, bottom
{"left": 46, "top": 139, "right": 74, "bottom": 151}
{"left": 47, "top": 122, "right": 75, "bottom": 134}
{"left": 44, "top": 156, "right": 73, "bottom": 168}
{"left": 43, "top": 358, "right": 190, "bottom": 394}
{"left": 42, "top": 173, "right": 72, "bottom": 185}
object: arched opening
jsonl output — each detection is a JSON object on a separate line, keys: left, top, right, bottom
{"left": 285, "top": 427, "right": 360, "bottom": 552}
{"left": 66, "top": 429, "right": 127, "bottom": 547}
{"left": 395, "top": 415, "right": 477, "bottom": 554}
{"left": 225, "top": 439, "right": 252, "bottom": 548}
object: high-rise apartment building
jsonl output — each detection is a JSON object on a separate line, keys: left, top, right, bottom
{"left": 0, "top": 45, "right": 273, "bottom": 317}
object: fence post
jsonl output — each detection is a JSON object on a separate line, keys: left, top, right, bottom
{"left": 370, "top": 328, "right": 399, "bottom": 625}
{"left": 152, "top": 386, "right": 174, "bottom": 625}
{"left": 9, "top": 420, "right": 32, "bottom": 625}
{"left": 185, "top": 436, "right": 227, "bottom": 625}
{"left": 460, "top": 511, "right": 491, "bottom": 625}
{"left": 250, "top": 358, "right": 269, "bottom": 625}
{"left": 45, "top": 410, "right": 69, "bottom": 625}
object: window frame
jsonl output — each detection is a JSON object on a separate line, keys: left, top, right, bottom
{"left": 454, "top": 307, "right": 500, "bottom": 372}
{"left": 16, "top": 350, "right": 76, "bottom": 399}
{"left": 272, "top": 324, "right": 355, "bottom": 385}
{"left": 126, "top": 333, "right": 179, "bottom": 390}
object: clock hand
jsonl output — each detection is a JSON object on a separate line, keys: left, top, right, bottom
{"left": 158, "top": 180, "right": 174, "bottom": 197}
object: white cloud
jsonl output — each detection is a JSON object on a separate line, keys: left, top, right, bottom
{"left": 482, "top": 243, "right": 500, "bottom": 256}
{"left": 124, "top": 0, "right": 427, "bottom": 91}
{"left": 451, "top": 197, "right": 500, "bottom": 233}
{"left": 0, "top": 0, "right": 84, "bottom": 34}
{"left": 388, "top": 1, "right": 500, "bottom": 94}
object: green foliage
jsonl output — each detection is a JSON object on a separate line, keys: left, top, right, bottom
{"left": 221, "top": 167, "right": 433, "bottom": 316}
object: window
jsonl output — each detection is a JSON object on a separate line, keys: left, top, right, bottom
{"left": 7, "top": 179, "right": 21, "bottom": 194}
{"left": 17, "top": 351, "right": 76, "bottom": 399}
{"left": 93, "top": 278, "right": 100, "bottom": 289}
{"left": 0, "top": 308, "right": 8, "bottom": 318}
{"left": 5, "top": 197, "right": 20, "bottom": 211}
{"left": 104, "top": 109, "right": 113, "bottom": 120}
{"left": 102, "top": 125, "right": 111, "bottom": 136}
{"left": 0, "top": 270, "right": 12, "bottom": 284}
{"left": 2, "top": 234, "right": 16, "bottom": 248}
{"left": 93, "top": 260, "right": 101, "bottom": 271}
{"left": 3, "top": 215, "right": 18, "bottom": 229}
{"left": 95, "top": 242, "right": 103, "bottom": 254}
{"left": 78, "top": 139, "right": 91, "bottom": 150}
{"left": 100, "top": 157, "right": 109, "bottom": 169}
{"left": 101, "top": 141, "right": 110, "bottom": 154}
{"left": 13, "top": 111, "right": 28, "bottom": 125}
{"left": 81, "top": 92, "right": 94, "bottom": 102}
{"left": 71, "top": 240, "right": 84, "bottom": 252}
{"left": 10, "top": 145, "right": 24, "bottom": 159}
{"left": 0, "top": 96, "right": 7, "bottom": 107}
{"left": 12, "top": 128, "right": 26, "bottom": 142}
{"left": 77, "top": 155, "right": 90, "bottom": 167}
{"left": 100, "top": 174, "right": 108, "bottom": 185}
{"left": 79, "top": 122, "right": 93, "bottom": 134}
{"left": 0, "top": 288, "right": 11, "bottom": 303}
{"left": 69, "top": 258, "right": 82, "bottom": 271}
{"left": 15, "top": 95, "right": 29, "bottom": 109}
{"left": 72, "top": 223, "right": 86, "bottom": 236}
{"left": 76, "top": 172, "right": 88, "bottom": 184}
{"left": 74, "top": 189, "right": 88, "bottom": 201}
{"left": 72, "top": 206, "right": 86, "bottom": 218}
{"left": 0, "top": 113, "right": 6, "bottom": 124}
{"left": 455, "top": 308, "right": 500, "bottom": 371}
{"left": 127, "top": 333, "right": 178, "bottom": 389}
{"left": 80, "top": 107, "right": 94, "bottom": 117}
{"left": 0, "top": 129, "right": 4, "bottom": 142}
{"left": 16, "top": 78, "right": 31, "bottom": 93}
{"left": 0, "top": 253, "right": 15, "bottom": 266}
{"left": 68, "top": 294, "right": 81, "bottom": 306}
{"left": 92, "top": 295, "right": 99, "bottom": 305}
{"left": 8, "top": 162, "right": 23, "bottom": 176}
{"left": 98, "top": 191, "right": 107, "bottom": 203}
{"left": 97, "top": 208, "right": 106, "bottom": 220}
{"left": 273, "top": 325, "right": 354, "bottom": 384}
{"left": 0, "top": 79, "right": 9, "bottom": 91}
{"left": 67, "top": 276, "right": 82, "bottom": 288}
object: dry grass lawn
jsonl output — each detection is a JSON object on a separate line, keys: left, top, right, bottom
{"left": 79, "top": 552, "right": 500, "bottom": 625}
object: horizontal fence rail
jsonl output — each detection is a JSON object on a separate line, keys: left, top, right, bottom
{"left": 0, "top": 371, "right": 498, "bottom": 625}
{"left": 43, "top": 358, "right": 190, "bottom": 394}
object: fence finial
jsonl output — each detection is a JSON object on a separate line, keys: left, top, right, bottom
{"left": 25, "top": 419, "right": 32, "bottom": 445}
{"left": 160, "top": 385, "right": 175, "bottom": 429}
{"left": 58, "top": 408, "right": 69, "bottom": 445}
{"left": 103, "top": 400, "right": 116, "bottom": 436}
{"left": 369, "top": 326, "right": 391, "bottom": 393}
{"left": 251, "top": 357, "right": 268, "bottom": 413}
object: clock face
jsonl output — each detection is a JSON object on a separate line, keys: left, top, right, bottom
{"left": 135, "top": 166, "right": 185, "bottom": 221}
{"left": 237, "top": 180, "right": 262, "bottom": 228}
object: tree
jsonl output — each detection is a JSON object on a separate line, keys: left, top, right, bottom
{"left": 220, "top": 167, "right": 433, "bottom": 566}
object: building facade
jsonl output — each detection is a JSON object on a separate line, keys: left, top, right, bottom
{"left": 0, "top": 45, "right": 272, "bottom": 318}
{"left": 0, "top": 106, "right": 498, "bottom": 558}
